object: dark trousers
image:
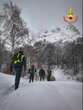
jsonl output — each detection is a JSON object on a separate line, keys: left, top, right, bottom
{"left": 29, "top": 74, "right": 34, "bottom": 83}
{"left": 40, "top": 76, "right": 45, "bottom": 81}
{"left": 47, "top": 74, "right": 51, "bottom": 81}
{"left": 14, "top": 65, "right": 22, "bottom": 90}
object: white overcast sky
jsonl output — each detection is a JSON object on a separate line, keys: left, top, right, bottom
{"left": 0, "top": 0, "right": 82, "bottom": 33}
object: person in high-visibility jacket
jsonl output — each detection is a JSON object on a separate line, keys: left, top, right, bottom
{"left": 12, "top": 50, "right": 26, "bottom": 90}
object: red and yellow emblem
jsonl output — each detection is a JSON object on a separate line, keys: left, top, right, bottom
{"left": 64, "top": 8, "right": 78, "bottom": 23}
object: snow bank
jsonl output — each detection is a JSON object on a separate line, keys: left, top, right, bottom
{"left": 52, "top": 68, "right": 73, "bottom": 81}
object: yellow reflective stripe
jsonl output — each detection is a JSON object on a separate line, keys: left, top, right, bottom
{"left": 21, "top": 55, "right": 24, "bottom": 62}
{"left": 14, "top": 54, "right": 24, "bottom": 64}
{"left": 14, "top": 61, "right": 17, "bottom": 64}
{"left": 17, "top": 53, "right": 20, "bottom": 58}
{"left": 14, "top": 59, "right": 20, "bottom": 64}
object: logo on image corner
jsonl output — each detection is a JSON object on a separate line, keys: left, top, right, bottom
{"left": 64, "top": 8, "right": 78, "bottom": 24}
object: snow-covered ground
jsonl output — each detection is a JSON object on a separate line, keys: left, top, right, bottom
{"left": 53, "top": 68, "right": 73, "bottom": 81}
{"left": 0, "top": 70, "right": 82, "bottom": 110}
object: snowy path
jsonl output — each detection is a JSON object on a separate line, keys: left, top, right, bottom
{"left": 0, "top": 73, "right": 15, "bottom": 109}
{"left": 5, "top": 82, "right": 82, "bottom": 110}
{"left": 0, "top": 72, "right": 82, "bottom": 110}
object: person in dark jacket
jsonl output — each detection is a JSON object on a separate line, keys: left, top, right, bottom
{"left": 47, "top": 68, "right": 52, "bottom": 81}
{"left": 29, "top": 65, "right": 36, "bottom": 83}
{"left": 39, "top": 68, "right": 45, "bottom": 81}
{"left": 12, "top": 49, "right": 26, "bottom": 90}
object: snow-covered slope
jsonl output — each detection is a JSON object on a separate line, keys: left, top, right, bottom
{"left": 0, "top": 72, "right": 82, "bottom": 110}
{"left": 53, "top": 68, "right": 73, "bottom": 81}
{"left": 35, "top": 25, "right": 81, "bottom": 43}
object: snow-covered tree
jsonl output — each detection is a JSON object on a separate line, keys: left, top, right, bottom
{"left": 0, "top": 1, "right": 29, "bottom": 54}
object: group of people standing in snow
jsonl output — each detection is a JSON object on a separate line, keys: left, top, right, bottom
{"left": 11, "top": 49, "right": 52, "bottom": 90}
{"left": 28, "top": 66, "right": 52, "bottom": 82}
{"left": 28, "top": 65, "right": 49, "bottom": 83}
